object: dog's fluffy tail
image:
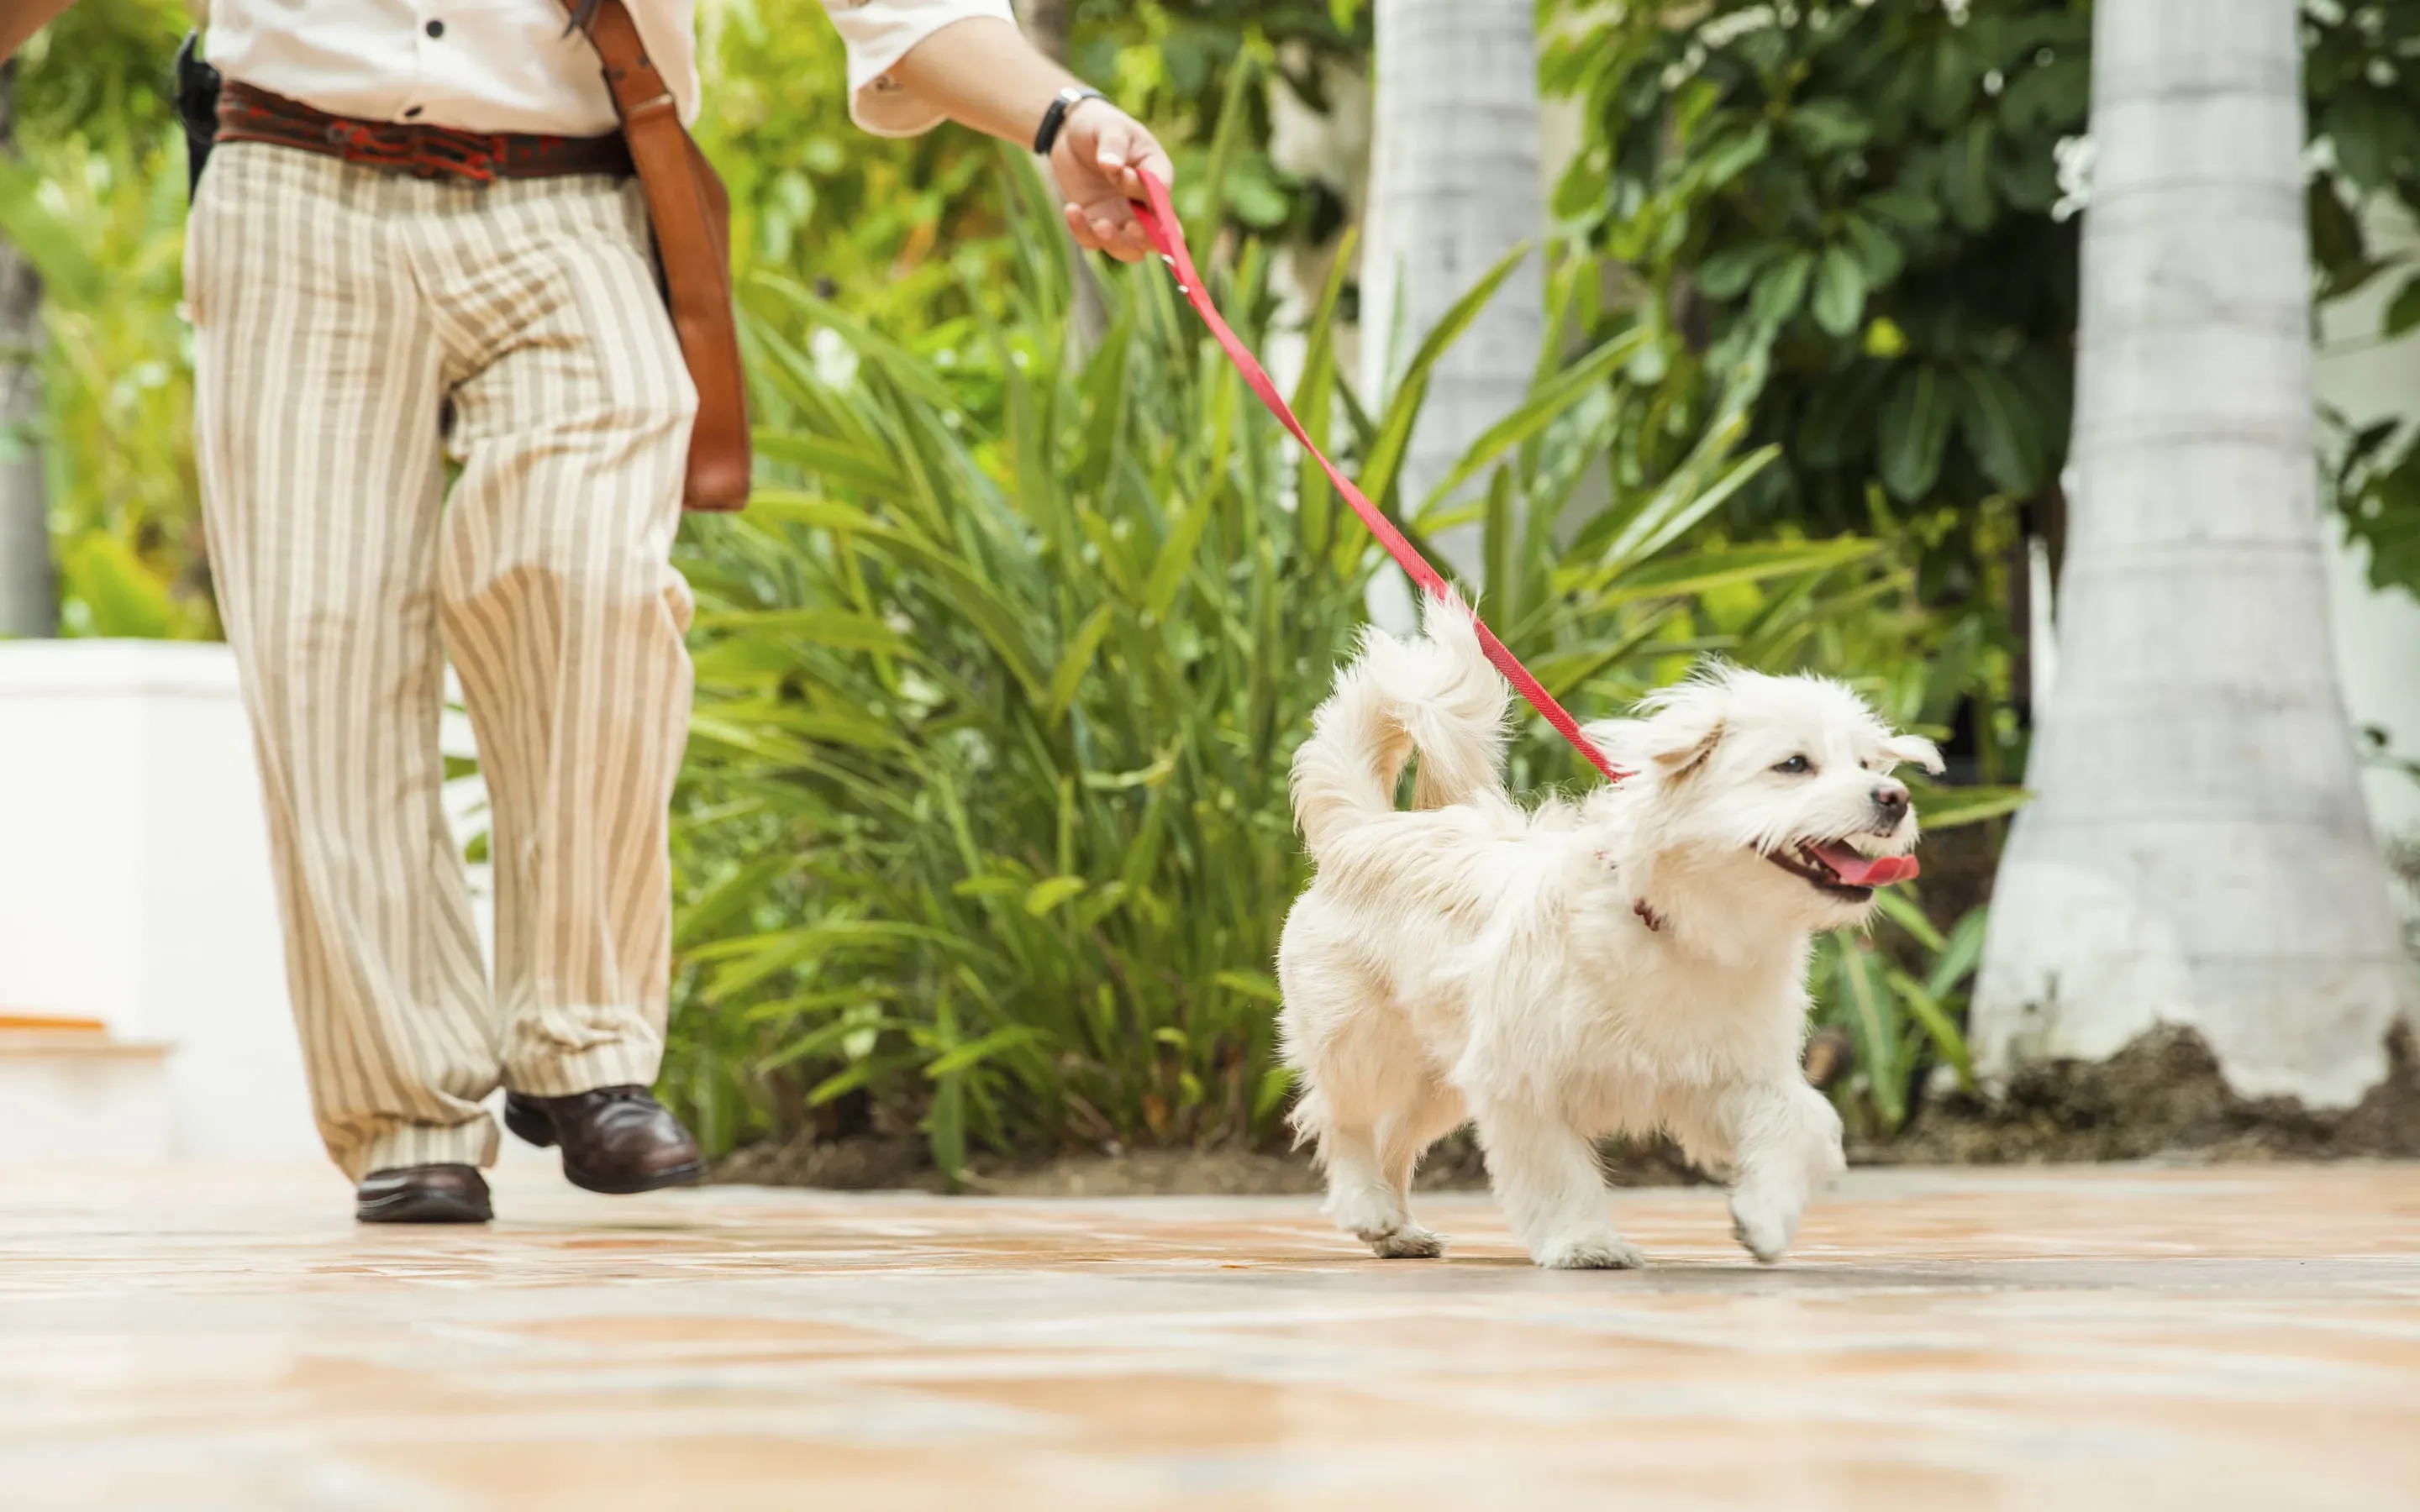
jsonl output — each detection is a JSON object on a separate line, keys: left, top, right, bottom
{"left": 1292, "top": 594, "right": 1509, "bottom": 858}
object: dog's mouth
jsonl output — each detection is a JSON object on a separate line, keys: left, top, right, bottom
{"left": 1762, "top": 839, "right": 1918, "bottom": 900}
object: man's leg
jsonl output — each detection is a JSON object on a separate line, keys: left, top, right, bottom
{"left": 189, "top": 145, "right": 502, "bottom": 1205}
{"left": 419, "top": 171, "right": 703, "bottom": 1190}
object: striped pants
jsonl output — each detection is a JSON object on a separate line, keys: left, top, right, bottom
{"left": 188, "top": 144, "right": 697, "bottom": 1180}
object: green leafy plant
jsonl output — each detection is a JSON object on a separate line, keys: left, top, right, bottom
{"left": 2307, "top": 0, "right": 2420, "bottom": 601}
{"left": 0, "top": 129, "right": 213, "bottom": 638}
{"left": 658, "top": 145, "right": 2006, "bottom": 1173}
{"left": 1543, "top": 0, "right": 2085, "bottom": 610}
{"left": 1813, "top": 895, "right": 1991, "bottom": 1137}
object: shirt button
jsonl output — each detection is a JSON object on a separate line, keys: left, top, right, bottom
{"left": 425, "top": 19, "right": 445, "bottom": 38}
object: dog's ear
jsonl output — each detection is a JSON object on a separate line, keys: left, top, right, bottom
{"left": 1600, "top": 706, "right": 1724, "bottom": 779}
{"left": 1882, "top": 733, "right": 1946, "bottom": 775}
{"left": 1655, "top": 713, "right": 1726, "bottom": 778}
{"left": 1583, "top": 715, "right": 1720, "bottom": 775}
{"left": 1602, "top": 675, "right": 1730, "bottom": 778}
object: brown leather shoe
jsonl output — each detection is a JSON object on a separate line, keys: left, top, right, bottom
{"left": 355, "top": 1164, "right": 493, "bottom": 1224}
{"left": 502, "top": 1085, "right": 706, "bottom": 1195}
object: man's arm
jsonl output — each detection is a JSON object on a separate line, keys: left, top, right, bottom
{"left": 3, "top": 0, "right": 81, "bottom": 62}
{"left": 886, "top": 16, "right": 1173, "bottom": 264}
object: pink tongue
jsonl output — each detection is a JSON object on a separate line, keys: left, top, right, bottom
{"left": 1812, "top": 842, "right": 1919, "bottom": 888}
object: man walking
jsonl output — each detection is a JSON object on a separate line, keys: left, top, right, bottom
{"left": 2, "top": 0, "right": 1170, "bottom": 1221}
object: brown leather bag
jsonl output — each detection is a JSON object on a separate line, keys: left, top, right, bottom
{"left": 561, "top": 0, "right": 752, "bottom": 511}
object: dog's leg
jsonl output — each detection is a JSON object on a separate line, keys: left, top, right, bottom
{"left": 1472, "top": 1098, "right": 1644, "bottom": 1270}
{"left": 1363, "top": 1082, "right": 1465, "bottom": 1257}
{"left": 1715, "top": 1079, "right": 1846, "bottom": 1264}
{"left": 1320, "top": 1120, "right": 1444, "bottom": 1258}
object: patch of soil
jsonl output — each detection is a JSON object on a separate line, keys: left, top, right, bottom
{"left": 713, "top": 1025, "right": 2420, "bottom": 1192}
{"left": 714, "top": 1133, "right": 942, "bottom": 1192}
{"left": 1863, "top": 1023, "right": 2420, "bottom": 1166}
{"left": 713, "top": 1126, "right": 1712, "bottom": 1196}
{"left": 972, "top": 1148, "right": 1323, "bottom": 1198}
{"left": 1407, "top": 1128, "right": 1713, "bottom": 1190}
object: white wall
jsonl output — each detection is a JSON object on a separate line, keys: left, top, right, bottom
{"left": 0, "top": 640, "right": 319, "bottom": 1160}
{"left": 0, "top": 642, "right": 552, "bottom": 1167}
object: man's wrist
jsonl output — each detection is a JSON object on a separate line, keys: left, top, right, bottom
{"left": 1033, "top": 85, "right": 1106, "bottom": 156}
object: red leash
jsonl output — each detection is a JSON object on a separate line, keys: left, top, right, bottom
{"left": 1128, "top": 173, "right": 1627, "bottom": 785}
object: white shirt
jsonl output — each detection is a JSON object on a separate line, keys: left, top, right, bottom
{"left": 203, "top": 0, "right": 1018, "bottom": 139}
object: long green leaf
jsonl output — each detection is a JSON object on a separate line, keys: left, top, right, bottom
{"left": 1889, "top": 968, "right": 1975, "bottom": 1090}
{"left": 1415, "top": 328, "right": 1652, "bottom": 517}
{"left": 1926, "top": 909, "right": 1991, "bottom": 1001}
{"left": 673, "top": 856, "right": 795, "bottom": 953}
{"left": 1871, "top": 887, "right": 1946, "bottom": 953}
{"left": 1044, "top": 605, "right": 1117, "bottom": 724}
{"left": 692, "top": 606, "right": 916, "bottom": 656}
{"left": 1914, "top": 785, "right": 2031, "bottom": 829}
{"left": 1597, "top": 538, "right": 1877, "bottom": 605}
{"left": 1290, "top": 226, "right": 1360, "bottom": 555}
{"left": 1832, "top": 937, "right": 1905, "bottom": 1129}
{"left": 923, "top": 1024, "right": 1044, "bottom": 1079}
{"left": 1359, "top": 243, "right": 1534, "bottom": 509}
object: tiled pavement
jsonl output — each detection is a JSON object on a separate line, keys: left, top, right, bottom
{"left": 3, "top": 1162, "right": 2417, "bottom": 1510}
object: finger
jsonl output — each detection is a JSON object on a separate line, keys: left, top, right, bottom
{"left": 1064, "top": 202, "right": 1105, "bottom": 252}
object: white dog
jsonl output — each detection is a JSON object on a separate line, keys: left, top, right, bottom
{"left": 1276, "top": 598, "right": 1939, "bottom": 1268}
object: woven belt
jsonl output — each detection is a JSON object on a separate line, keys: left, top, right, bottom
{"left": 214, "top": 81, "right": 634, "bottom": 184}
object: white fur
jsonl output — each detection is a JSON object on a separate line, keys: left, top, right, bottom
{"left": 1278, "top": 596, "right": 1943, "bottom": 1268}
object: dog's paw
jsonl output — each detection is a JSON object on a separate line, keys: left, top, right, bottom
{"left": 1728, "top": 1189, "right": 1801, "bottom": 1265}
{"left": 1360, "top": 1225, "right": 1445, "bottom": 1260}
{"left": 1533, "top": 1230, "right": 1646, "bottom": 1271}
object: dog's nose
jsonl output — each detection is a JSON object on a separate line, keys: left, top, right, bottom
{"left": 1872, "top": 782, "right": 1911, "bottom": 822}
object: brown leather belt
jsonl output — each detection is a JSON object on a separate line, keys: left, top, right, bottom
{"left": 214, "top": 81, "right": 634, "bottom": 184}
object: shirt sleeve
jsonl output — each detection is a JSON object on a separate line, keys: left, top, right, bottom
{"left": 818, "top": 1, "right": 1023, "bottom": 139}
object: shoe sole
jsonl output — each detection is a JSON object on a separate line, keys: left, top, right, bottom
{"left": 503, "top": 1100, "right": 557, "bottom": 1150}
{"left": 356, "top": 1191, "right": 493, "bottom": 1224}
{"left": 562, "top": 1159, "right": 708, "bottom": 1197}
{"left": 506, "top": 1098, "right": 707, "bottom": 1195}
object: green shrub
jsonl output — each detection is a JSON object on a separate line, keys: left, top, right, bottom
{"left": 4, "top": 0, "right": 213, "bottom": 638}
{"left": 662, "top": 154, "right": 2007, "bottom": 1170}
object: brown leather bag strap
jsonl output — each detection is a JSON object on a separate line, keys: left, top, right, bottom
{"left": 560, "top": 0, "right": 753, "bottom": 512}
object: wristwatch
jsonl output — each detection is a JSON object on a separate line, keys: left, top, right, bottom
{"left": 1034, "top": 86, "right": 1107, "bottom": 156}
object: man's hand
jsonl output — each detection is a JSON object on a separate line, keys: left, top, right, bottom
{"left": 885, "top": 18, "right": 1174, "bottom": 263}
{"left": 1050, "top": 100, "right": 1174, "bottom": 264}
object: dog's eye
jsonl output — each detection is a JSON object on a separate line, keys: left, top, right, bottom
{"left": 1773, "top": 755, "right": 1812, "bottom": 775}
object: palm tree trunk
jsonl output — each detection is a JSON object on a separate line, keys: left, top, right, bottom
{"left": 0, "top": 58, "right": 53, "bottom": 639}
{"left": 1970, "top": 0, "right": 2418, "bottom": 1107}
{"left": 1358, "top": 0, "right": 1544, "bottom": 587}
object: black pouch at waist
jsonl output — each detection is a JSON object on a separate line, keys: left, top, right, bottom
{"left": 174, "top": 32, "right": 220, "bottom": 202}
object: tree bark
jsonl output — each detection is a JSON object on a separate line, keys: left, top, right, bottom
{"left": 1970, "top": 0, "right": 2419, "bottom": 1108}
{"left": 0, "top": 57, "right": 54, "bottom": 639}
{"left": 1357, "top": 0, "right": 1544, "bottom": 586}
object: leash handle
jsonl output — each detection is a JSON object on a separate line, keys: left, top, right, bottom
{"left": 1128, "top": 172, "right": 1628, "bottom": 785}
